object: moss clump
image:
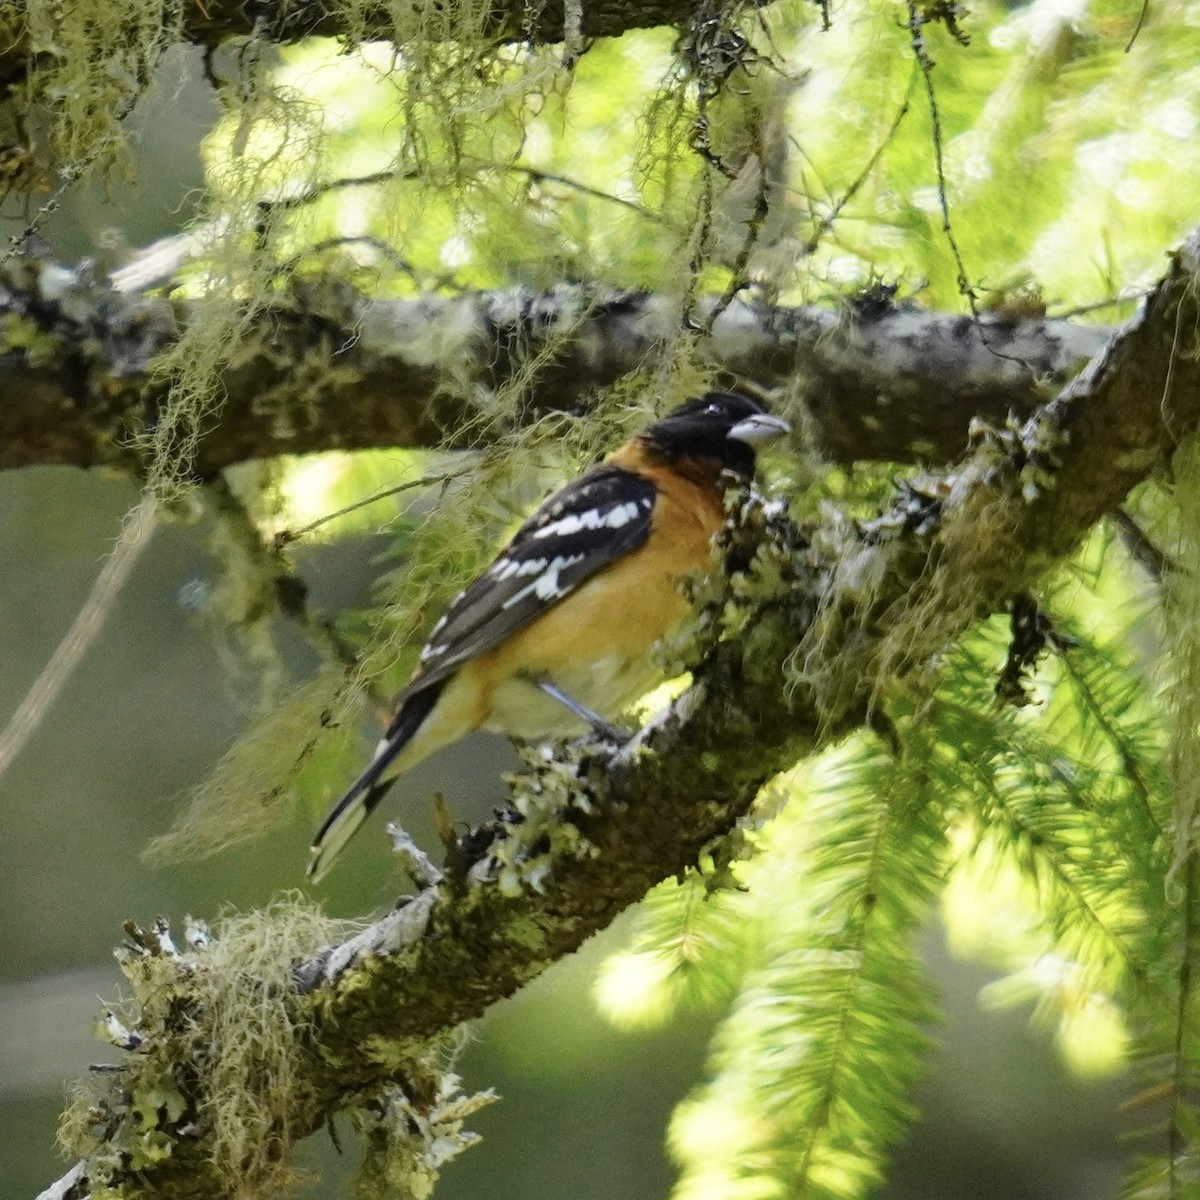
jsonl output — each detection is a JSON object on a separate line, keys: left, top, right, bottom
{"left": 60, "top": 900, "right": 360, "bottom": 1196}
{"left": 25, "top": 0, "right": 172, "bottom": 172}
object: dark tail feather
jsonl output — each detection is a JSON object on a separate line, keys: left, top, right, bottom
{"left": 306, "top": 683, "right": 443, "bottom": 882}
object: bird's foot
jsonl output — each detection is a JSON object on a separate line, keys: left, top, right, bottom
{"left": 529, "top": 675, "right": 633, "bottom": 744}
{"left": 579, "top": 714, "right": 633, "bottom": 745}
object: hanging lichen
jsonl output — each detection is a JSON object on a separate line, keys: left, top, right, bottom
{"left": 22, "top": 0, "right": 173, "bottom": 176}
{"left": 60, "top": 900, "right": 356, "bottom": 1196}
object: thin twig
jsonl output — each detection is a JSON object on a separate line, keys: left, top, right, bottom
{"left": 1112, "top": 507, "right": 1172, "bottom": 581}
{"left": 1050, "top": 291, "right": 1147, "bottom": 319}
{"left": 905, "top": 0, "right": 976, "bottom": 315}
{"left": 1125, "top": 0, "right": 1150, "bottom": 51}
{"left": 261, "top": 170, "right": 408, "bottom": 213}
{"left": 681, "top": 163, "right": 715, "bottom": 331}
{"left": 275, "top": 236, "right": 426, "bottom": 285}
{"left": 804, "top": 67, "right": 917, "bottom": 253}
{"left": 273, "top": 471, "right": 462, "bottom": 547}
{"left": 5, "top": 148, "right": 109, "bottom": 262}
{"left": 0, "top": 497, "right": 157, "bottom": 784}
{"left": 4, "top": 80, "right": 146, "bottom": 265}
{"left": 504, "top": 164, "right": 669, "bottom": 225}
{"left": 905, "top": 3, "right": 1037, "bottom": 376}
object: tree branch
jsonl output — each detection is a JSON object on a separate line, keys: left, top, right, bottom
{"left": 0, "top": 0, "right": 745, "bottom": 96}
{"left": 0, "top": 260, "right": 1108, "bottom": 476}
{"left": 37, "top": 224, "right": 1200, "bottom": 1199}
{"left": 0, "top": 0, "right": 768, "bottom": 162}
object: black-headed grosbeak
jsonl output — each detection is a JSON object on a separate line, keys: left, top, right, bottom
{"left": 307, "top": 392, "right": 790, "bottom": 880}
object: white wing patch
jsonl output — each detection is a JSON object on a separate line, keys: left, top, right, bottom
{"left": 531, "top": 499, "right": 645, "bottom": 539}
{"left": 490, "top": 555, "right": 550, "bottom": 582}
{"left": 500, "top": 552, "right": 588, "bottom": 609}
{"left": 420, "top": 609, "right": 454, "bottom": 661}
{"left": 404, "top": 465, "right": 657, "bottom": 688}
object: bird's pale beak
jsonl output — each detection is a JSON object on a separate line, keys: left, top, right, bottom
{"left": 728, "top": 412, "right": 791, "bottom": 446}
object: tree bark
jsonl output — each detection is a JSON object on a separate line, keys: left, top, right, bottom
{"left": 0, "top": 259, "right": 1108, "bottom": 477}
{"left": 34, "top": 223, "right": 1200, "bottom": 1200}
{"left": 0, "top": 0, "right": 759, "bottom": 103}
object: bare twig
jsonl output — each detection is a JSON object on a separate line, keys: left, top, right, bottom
{"left": 1112, "top": 506, "right": 1172, "bottom": 580}
{"left": 1126, "top": 0, "right": 1150, "bottom": 51}
{"left": 804, "top": 69, "right": 917, "bottom": 253}
{"left": 0, "top": 497, "right": 156, "bottom": 784}
{"left": 905, "top": 0, "right": 976, "bottom": 313}
{"left": 273, "top": 471, "right": 463, "bottom": 547}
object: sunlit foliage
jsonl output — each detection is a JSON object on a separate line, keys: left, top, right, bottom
{"left": 600, "top": 521, "right": 1184, "bottom": 1197}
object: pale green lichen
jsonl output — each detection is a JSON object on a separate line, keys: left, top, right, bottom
{"left": 24, "top": 0, "right": 172, "bottom": 175}
{"left": 0, "top": 311, "right": 60, "bottom": 364}
{"left": 144, "top": 666, "right": 361, "bottom": 864}
{"left": 490, "top": 742, "right": 604, "bottom": 896}
{"left": 60, "top": 899, "right": 360, "bottom": 1197}
{"left": 354, "top": 1071, "right": 497, "bottom": 1200}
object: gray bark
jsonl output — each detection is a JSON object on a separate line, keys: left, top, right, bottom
{"left": 0, "top": 259, "right": 1108, "bottom": 476}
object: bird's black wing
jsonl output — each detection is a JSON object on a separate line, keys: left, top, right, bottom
{"left": 308, "top": 463, "right": 657, "bottom": 881}
{"left": 407, "top": 463, "right": 658, "bottom": 692}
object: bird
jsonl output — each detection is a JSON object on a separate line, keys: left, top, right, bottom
{"left": 306, "top": 391, "right": 790, "bottom": 881}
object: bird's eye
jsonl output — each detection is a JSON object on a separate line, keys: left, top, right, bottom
{"left": 705, "top": 402, "right": 724, "bottom": 415}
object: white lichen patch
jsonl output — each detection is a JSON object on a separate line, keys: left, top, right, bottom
{"left": 354, "top": 1071, "right": 497, "bottom": 1200}
{"left": 466, "top": 741, "right": 610, "bottom": 897}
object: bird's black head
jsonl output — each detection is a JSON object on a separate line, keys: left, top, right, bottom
{"left": 640, "top": 392, "right": 790, "bottom": 481}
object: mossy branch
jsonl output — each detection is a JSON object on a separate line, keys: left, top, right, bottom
{"left": 0, "top": 0, "right": 754, "bottom": 102}
{"left": 0, "top": 258, "right": 1106, "bottom": 477}
{"left": 36, "top": 224, "right": 1200, "bottom": 1199}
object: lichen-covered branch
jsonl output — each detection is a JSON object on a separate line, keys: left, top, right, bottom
{"left": 37, "top": 226, "right": 1200, "bottom": 1200}
{"left": 0, "top": 259, "right": 1106, "bottom": 477}
{"left": 0, "top": 0, "right": 746, "bottom": 99}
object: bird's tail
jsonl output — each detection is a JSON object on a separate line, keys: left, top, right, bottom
{"left": 306, "top": 683, "right": 443, "bottom": 882}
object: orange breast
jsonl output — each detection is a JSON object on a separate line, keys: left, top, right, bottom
{"left": 461, "top": 468, "right": 726, "bottom": 734}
